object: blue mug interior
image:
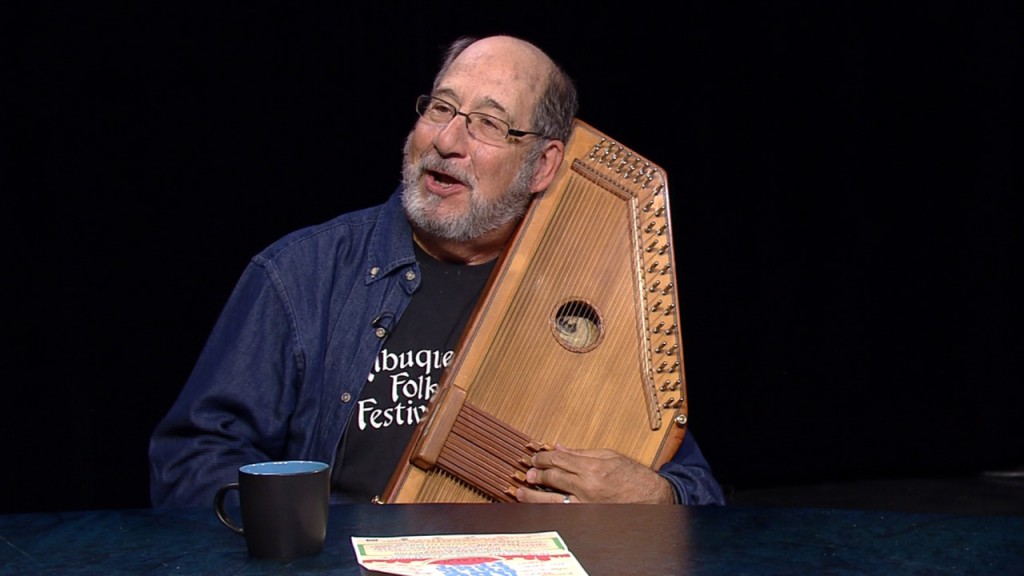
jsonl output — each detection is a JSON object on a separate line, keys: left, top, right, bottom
{"left": 240, "top": 461, "right": 329, "bottom": 476}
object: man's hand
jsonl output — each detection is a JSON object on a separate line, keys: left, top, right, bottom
{"left": 514, "top": 444, "right": 676, "bottom": 504}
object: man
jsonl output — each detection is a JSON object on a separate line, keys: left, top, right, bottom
{"left": 149, "top": 35, "right": 724, "bottom": 507}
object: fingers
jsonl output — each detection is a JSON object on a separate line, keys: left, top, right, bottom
{"left": 529, "top": 444, "right": 601, "bottom": 473}
{"left": 523, "top": 445, "right": 613, "bottom": 498}
{"left": 521, "top": 446, "right": 675, "bottom": 503}
{"left": 525, "top": 463, "right": 572, "bottom": 491}
{"left": 514, "top": 485, "right": 574, "bottom": 504}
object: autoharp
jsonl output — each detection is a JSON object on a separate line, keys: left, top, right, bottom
{"left": 381, "top": 119, "right": 688, "bottom": 503}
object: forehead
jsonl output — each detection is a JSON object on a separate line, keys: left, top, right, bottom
{"left": 435, "top": 39, "right": 550, "bottom": 119}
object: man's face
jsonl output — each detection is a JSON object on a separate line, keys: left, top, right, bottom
{"left": 400, "top": 131, "right": 535, "bottom": 242}
{"left": 401, "top": 38, "right": 550, "bottom": 242}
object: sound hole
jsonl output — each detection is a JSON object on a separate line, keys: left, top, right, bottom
{"left": 552, "top": 300, "right": 602, "bottom": 352}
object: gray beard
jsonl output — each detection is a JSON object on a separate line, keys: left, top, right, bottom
{"left": 400, "top": 133, "right": 535, "bottom": 242}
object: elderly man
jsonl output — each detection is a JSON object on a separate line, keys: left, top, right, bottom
{"left": 149, "top": 35, "right": 724, "bottom": 508}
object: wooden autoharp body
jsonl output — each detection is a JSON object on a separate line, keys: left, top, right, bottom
{"left": 382, "top": 119, "right": 688, "bottom": 503}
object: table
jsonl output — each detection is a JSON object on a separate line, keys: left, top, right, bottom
{"left": 1, "top": 503, "right": 1021, "bottom": 575}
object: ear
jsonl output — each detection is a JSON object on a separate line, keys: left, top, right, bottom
{"left": 529, "top": 139, "right": 566, "bottom": 194}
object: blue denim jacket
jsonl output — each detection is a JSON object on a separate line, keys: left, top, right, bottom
{"left": 149, "top": 189, "right": 725, "bottom": 508}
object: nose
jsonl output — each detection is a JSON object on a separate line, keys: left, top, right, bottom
{"left": 432, "top": 112, "right": 471, "bottom": 155}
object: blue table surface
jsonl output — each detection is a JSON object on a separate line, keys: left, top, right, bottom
{"left": 1, "top": 503, "right": 1021, "bottom": 575}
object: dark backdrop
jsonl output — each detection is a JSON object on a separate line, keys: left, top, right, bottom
{"left": 6, "top": 2, "right": 1021, "bottom": 513}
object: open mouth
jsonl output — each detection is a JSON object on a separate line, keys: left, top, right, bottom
{"left": 426, "top": 169, "right": 466, "bottom": 195}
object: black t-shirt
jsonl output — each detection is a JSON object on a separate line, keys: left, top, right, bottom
{"left": 332, "top": 244, "right": 496, "bottom": 502}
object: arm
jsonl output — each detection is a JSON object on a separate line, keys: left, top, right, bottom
{"left": 148, "top": 261, "right": 302, "bottom": 508}
{"left": 656, "top": 432, "right": 726, "bottom": 505}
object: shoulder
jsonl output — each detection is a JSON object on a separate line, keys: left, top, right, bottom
{"left": 261, "top": 204, "right": 380, "bottom": 258}
{"left": 254, "top": 190, "right": 409, "bottom": 267}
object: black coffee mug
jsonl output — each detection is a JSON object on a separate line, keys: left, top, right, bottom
{"left": 214, "top": 460, "right": 330, "bottom": 560}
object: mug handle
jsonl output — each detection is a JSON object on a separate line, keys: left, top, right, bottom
{"left": 214, "top": 482, "right": 244, "bottom": 535}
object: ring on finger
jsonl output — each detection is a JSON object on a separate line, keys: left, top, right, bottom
{"left": 562, "top": 494, "right": 572, "bottom": 504}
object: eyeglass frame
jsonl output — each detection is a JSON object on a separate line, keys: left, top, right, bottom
{"left": 414, "top": 95, "right": 546, "bottom": 144}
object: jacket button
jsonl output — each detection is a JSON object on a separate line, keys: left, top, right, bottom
{"left": 370, "top": 266, "right": 380, "bottom": 278}
{"left": 375, "top": 327, "right": 387, "bottom": 338}
{"left": 340, "top": 392, "right": 352, "bottom": 403}
{"left": 405, "top": 270, "right": 416, "bottom": 281}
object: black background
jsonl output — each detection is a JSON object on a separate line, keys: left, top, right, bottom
{"left": 5, "top": 2, "right": 1021, "bottom": 513}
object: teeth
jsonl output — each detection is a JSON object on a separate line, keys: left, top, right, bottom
{"left": 431, "top": 173, "right": 457, "bottom": 188}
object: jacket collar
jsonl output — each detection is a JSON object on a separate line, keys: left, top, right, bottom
{"left": 365, "top": 187, "right": 418, "bottom": 288}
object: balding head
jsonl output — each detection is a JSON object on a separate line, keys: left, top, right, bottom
{"left": 433, "top": 35, "right": 577, "bottom": 143}
{"left": 436, "top": 36, "right": 553, "bottom": 99}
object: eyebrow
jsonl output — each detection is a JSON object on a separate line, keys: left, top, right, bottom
{"left": 433, "top": 88, "right": 512, "bottom": 119}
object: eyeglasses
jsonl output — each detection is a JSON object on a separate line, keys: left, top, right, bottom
{"left": 415, "top": 95, "right": 544, "bottom": 146}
